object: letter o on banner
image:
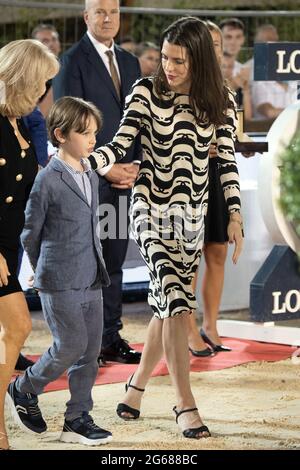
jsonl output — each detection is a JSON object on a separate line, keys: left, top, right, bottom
{"left": 285, "top": 290, "right": 300, "bottom": 313}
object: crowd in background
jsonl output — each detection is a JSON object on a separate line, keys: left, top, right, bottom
{"left": 119, "top": 18, "right": 297, "bottom": 132}
{"left": 32, "top": 17, "right": 298, "bottom": 140}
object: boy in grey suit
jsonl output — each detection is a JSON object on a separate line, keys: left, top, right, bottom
{"left": 7, "top": 97, "right": 112, "bottom": 446}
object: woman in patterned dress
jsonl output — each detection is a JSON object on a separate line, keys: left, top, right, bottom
{"left": 0, "top": 40, "right": 58, "bottom": 450}
{"left": 89, "top": 17, "right": 243, "bottom": 439}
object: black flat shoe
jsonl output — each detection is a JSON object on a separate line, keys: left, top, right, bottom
{"left": 173, "top": 406, "right": 211, "bottom": 439}
{"left": 200, "top": 328, "right": 232, "bottom": 352}
{"left": 101, "top": 338, "right": 141, "bottom": 364}
{"left": 116, "top": 374, "right": 145, "bottom": 421}
{"left": 189, "top": 347, "right": 214, "bottom": 357}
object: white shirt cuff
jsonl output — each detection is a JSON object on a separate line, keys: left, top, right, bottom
{"left": 97, "top": 163, "right": 113, "bottom": 176}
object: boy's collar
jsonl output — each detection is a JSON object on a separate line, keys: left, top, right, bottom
{"left": 52, "top": 155, "right": 92, "bottom": 174}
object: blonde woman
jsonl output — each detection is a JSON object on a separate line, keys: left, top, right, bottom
{"left": 0, "top": 39, "right": 58, "bottom": 450}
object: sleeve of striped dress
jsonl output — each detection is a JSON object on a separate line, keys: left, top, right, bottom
{"left": 89, "top": 79, "right": 148, "bottom": 171}
{"left": 215, "top": 90, "right": 241, "bottom": 214}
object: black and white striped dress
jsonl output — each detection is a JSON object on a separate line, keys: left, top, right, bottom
{"left": 90, "top": 78, "right": 240, "bottom": 319}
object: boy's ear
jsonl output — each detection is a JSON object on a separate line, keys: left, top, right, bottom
{"left": 54, "top": 128, "right": 66, "bottom": 144}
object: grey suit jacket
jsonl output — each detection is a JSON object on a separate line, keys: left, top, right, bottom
{"left": 21, "top": 157, "right": 110, "bottom": 290}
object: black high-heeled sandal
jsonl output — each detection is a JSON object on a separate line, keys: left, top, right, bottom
{"left": 189, "top": 347, "right": 215, "bottom": 357}
{"left": 173, "top": 406, "right": 211, "bottom": 439}
{"left": 200, "top": 328, "right": 231, "bottom": 352}
{"left": 116, "top": 374, "right": 145, "bottom": 420}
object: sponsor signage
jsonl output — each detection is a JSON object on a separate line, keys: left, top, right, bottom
{"left": 250, "top": 246, "right": 300, "bottom": 321}
{"left": 254, "top": 42, "right": 300, "bottom": 81}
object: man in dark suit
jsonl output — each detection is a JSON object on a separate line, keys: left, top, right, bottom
{"left": 53, "top": 0, "right": 142, "bottom": 364}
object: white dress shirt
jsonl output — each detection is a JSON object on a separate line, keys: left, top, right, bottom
{"left": 251, "top": 80, "right": 298, "bottom": 119}
{"left": 87, "top": 31, "right": 121, "bottom": 82}
{"left": 86, "top": 31, "right": 140, "bottom": 177}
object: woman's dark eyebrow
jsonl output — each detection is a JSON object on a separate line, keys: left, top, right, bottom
{"left": 161, "top": 53, "right": 185, "bottom": 60}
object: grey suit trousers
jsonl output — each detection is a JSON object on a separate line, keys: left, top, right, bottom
{"left": 16, "top": 284, "right": 103, "bottom": 421}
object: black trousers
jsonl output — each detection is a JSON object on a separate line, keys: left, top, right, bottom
{"left": 99, "top": 184, "right": 131, "bottom": 348}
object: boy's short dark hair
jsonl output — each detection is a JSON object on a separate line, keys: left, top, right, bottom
{"left": 47, "top": 96, "right": 102, "bottom": 147}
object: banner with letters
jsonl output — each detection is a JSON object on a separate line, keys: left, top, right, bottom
{"left": 250, "top": 246, "right": 300, "bottom": 322}
{"left": 254, "top": 42, "right": 300, "bottom": 82}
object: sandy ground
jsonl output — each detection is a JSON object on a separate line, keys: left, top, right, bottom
{"left": 5, "top": 303, "right": 300, "bottom": 451}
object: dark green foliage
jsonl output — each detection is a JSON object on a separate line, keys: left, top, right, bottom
{"left": 280, "top": 133, "right": 300, "bottom": 250}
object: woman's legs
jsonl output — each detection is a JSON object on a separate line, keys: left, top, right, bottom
{"left": 119, "top": 311, "right": 209, "bottom": 436}
{"left": 187, "top": 294, "right": 208, "bottom": 351}
{"left": 187, "top": 242, "right": 228, "bottom": 349}
{"left": 118, "top": 316, "right": 164, "bottom": 418}
{"left": 163, "top": 312, "right": 209, "bottom": 437}
{"left": 201, "top": 242, "right": 228, "bottom": 344}
{"left": 0, "top": 293, "right": 32, "bottom": 449}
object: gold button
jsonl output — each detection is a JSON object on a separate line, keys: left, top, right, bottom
{"left": 20, "top": 149, "right": 26, "bottom": 158}
{"left": 0, "top": 158, "right": 6, "bottom": 166}
{"left": 5, "top": 196, "right": 13, "bottom": 204}
{"left": 16, "top": 174, "right": 23, "bottom": 182}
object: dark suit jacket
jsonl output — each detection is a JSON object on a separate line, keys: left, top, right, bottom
{"left": 53, "top": 33, "right": 141, "bottom": 189}
{"left": 23, "top": 107, "right": 48, "bottom": 168}
{"left": 21, "top": 157, "right": 110, "bottom": 290}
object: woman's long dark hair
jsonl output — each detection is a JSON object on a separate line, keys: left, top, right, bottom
{"left": 154, "top": 17, "right": 230, "bottom": 126}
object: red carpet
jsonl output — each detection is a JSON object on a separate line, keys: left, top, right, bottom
{"left": 21, "top": 338, "right": 296, "bottom": 393}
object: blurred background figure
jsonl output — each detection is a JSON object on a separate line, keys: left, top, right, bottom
{"left": 219, "top": 18, "right": 245, "bottom": 76}
{"left": 119, "top": 35, "right": 137, "bottom": 53}
{"left": 251, "top": 75, "right": 298, "bottom": 120}
{"left": 221, "top": 51, "right": 252, "bottom": 119}
{"left": 135, "top": 41, "right": 160, "bottom": 77}
{"left": 242, "top": 24, "right": 279, "bottom": 84}
{"left": 243, "top": 24, "right": 297, "bottom": 121}
{"left": 219, "top": 18, "right": 251, "bottom": 118}
{"left": 187, "top": 21, "right": 244, "bottom": 357}
{"left": 221, "top": 51, "right": 237, "bottom": 83}
{"left": 31, "top": 23, "right": 61, "bottom": 56}
{"left": 32, "top": 24, "right": 61, "bottom": 118}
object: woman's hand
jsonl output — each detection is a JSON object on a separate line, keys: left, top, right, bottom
{"left": 227, "top": 214, "right": 243, "bottom": 264}
{"left": 0, "top": 252, "right": 10, "bottom": 287}
{"left": 107, "top": 163, "right": 139, "bottom": 189}
{"left": 241, "top": 151, "right": 255, "bottom": 158}
{"left": 28, "top": 275, "right": 34, "bottom": 288}
{"left": 208, "top": 144, "right": 218, "bottom": 158}
{"left": 28, "top": 275, "right": 39, "bottom": 293}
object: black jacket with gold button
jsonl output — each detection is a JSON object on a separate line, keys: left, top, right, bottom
{"left": 0, "top": 114, "right": 38, "bottom": 247}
